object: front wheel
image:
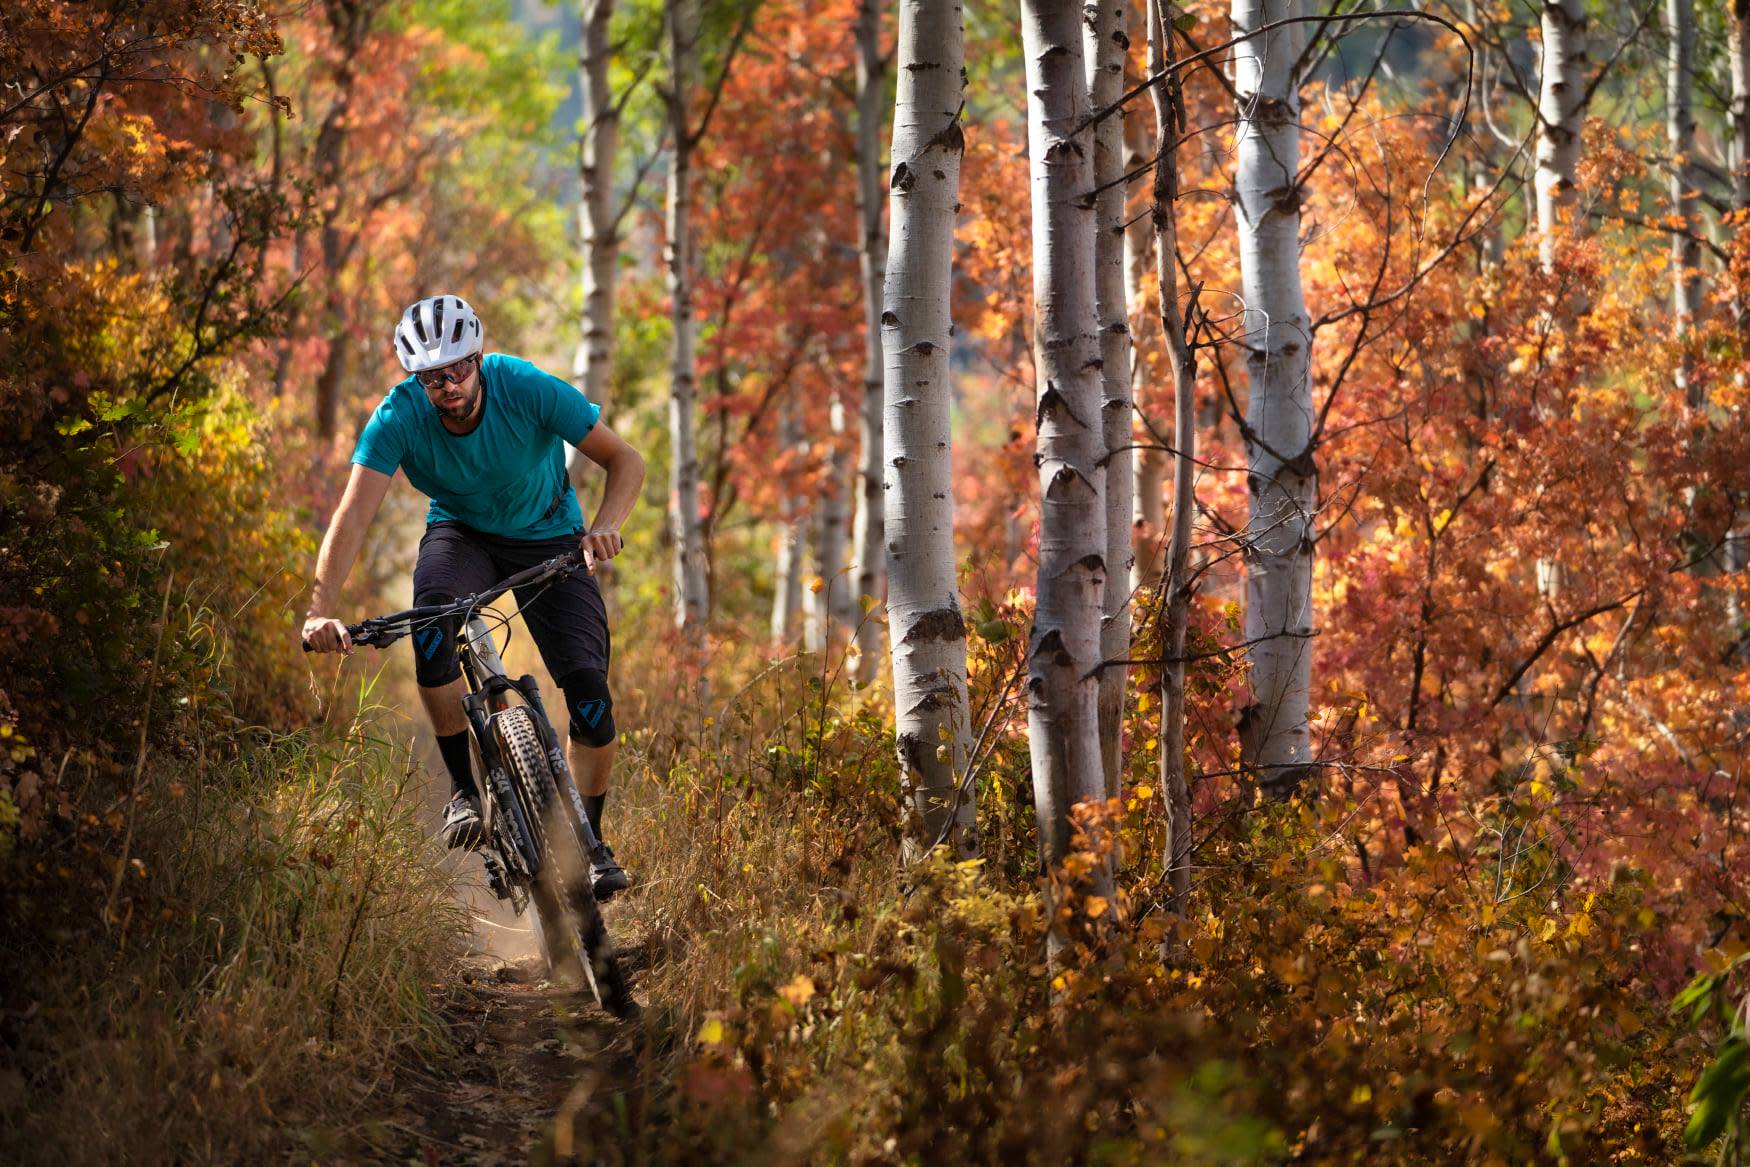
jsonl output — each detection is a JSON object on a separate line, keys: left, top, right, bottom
{"left": 494, "top": 705, "right": 635, "bottom": 1017}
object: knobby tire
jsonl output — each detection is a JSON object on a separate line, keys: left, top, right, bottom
{"left": 493, "top": 706, "right": 634, "bottom": 1018}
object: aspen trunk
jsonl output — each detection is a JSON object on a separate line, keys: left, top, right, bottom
{"left": 1232, "top": 0, "right": 1315, "bottom": 795}
{"left": 1535, "top": 0, "right": 1588, "bottom": 273}
{"left": 569, "top": 0, "right": 621, "bottom": 483}
{"left": 666, "top": 0, "right": 710, "bottom": 635}
{"left": 310, "top": 0, "right": 369, "bottom": 442}
{"left": 1150, "top": 0, "right": 1193, "bottom": 919}
{"left": 1532, "top": 0, "right": 1588, "bottom": 602}
{"left": 851, "top": 0, "right": 891, "bottom": 683}
{"left": 885, "top": 0, "right": 976, "bottom": 855}
{"left": 1730, "top": 3, "right": 1750, "bottom": 641}
{"left": 818, "top": 393, "right": 855, "bottom": 643}
{"left": 772, "top": 397, "right": 805, "bottom": 644}
{"left": 1086, "top": 0, "right": 1134, "bottom": 810}
{"left": 1125, "top": 56, "right": 1165, "bottom": 594}
{"left": 1666, "top": 0, "right": 1700, "bottom": 352}
{"left": 1021, "top": 0, "right": 1111, "bottom": 878}
{"left": 1733, "top": 2, "right": 1750, "bottom": 210}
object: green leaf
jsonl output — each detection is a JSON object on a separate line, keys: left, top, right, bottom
{"left": 975, "top": 620, "right": 1010, "bottom": 644}
{"left": 1671, "top": 972, "right": 1721, "bottom": 1025}
{"left": 1173, "top": 10, "right": 1199, "bottom": 33}
{"left": 1685, "top": 1036, "right": 1750, "bottom": 1148}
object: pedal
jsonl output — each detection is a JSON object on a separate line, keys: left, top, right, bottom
{"left": 481, "top": 853, "right": 513, "bottom": 902}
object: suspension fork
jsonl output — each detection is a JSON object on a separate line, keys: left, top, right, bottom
{"left": 511, "top": 673, "right": 605, "bottom": 855}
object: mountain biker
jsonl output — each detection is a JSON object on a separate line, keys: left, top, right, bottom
{"left": 301, "top": 294, "right": 643, "bottom": 898}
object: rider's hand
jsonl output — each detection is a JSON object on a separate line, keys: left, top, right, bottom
{"left": 302, "top": 615, "right": 353, "bottom": 654}
{"left": 579, "top": 529, "right": 623, "bottom": 575}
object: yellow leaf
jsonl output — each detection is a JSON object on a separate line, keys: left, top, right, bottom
{"left": 1350, "top": 1084, "right": 1372, "bottom": 1104}
{"left": 1135, "top": 784, "right": 1154, "bottom": 801}
{"left": 778, "top": 974, "right": 815, "bottom": 1008}
{"left": 808, "top": 576, "right": 826, "bottom": 594}
{"left": 860, "top": 592, "right": 878, "bottom": 614}
{"left": 1085, "top": 895, "right": 1110, "bottom": 919}
{"left": 698, "top": 1018, "right": 726, "bottom": 1046}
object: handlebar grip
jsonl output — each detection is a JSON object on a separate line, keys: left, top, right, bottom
{"left": 303, "top": 623, "right": 370, "bottom": 652}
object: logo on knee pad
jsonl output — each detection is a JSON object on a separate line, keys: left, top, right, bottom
{"left": 575, "top": 698, "right": 608, "bottom": 728}
{"left": 416, "top": 627, "right": 445, "bottom": 660}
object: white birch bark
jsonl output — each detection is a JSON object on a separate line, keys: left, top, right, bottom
{"left": 666, "top": 0, "right": 710, "bottom": 635}
{"left": 1232, "top": 0, "right": 1315, "bottom": 794}
{"left": 1535, "top": 0, "right": 1589, "bottom": 273}
{"left": 1125, "top": 57, "right": 1165, "bottom": 594}
{"left": 771, "top": 397, "right": 805, "bottom": 644}
{"left": 851, "top": 0, "right": 891, "bottom": 683}
{"left": 885, "top": 0, "right": 976, "bottom": 855}
{"left": 1086, "top": 0, "right": 1134, "bottom": 809}
{"left": 818, "top": 393, "right": 855, "bottom": 641}
{"left": 1021, "top": 0, "right": 1111, "bottom": 875}
{"left": 1666, "top": 0, "right": 1700, "bottom": 361}
{"left": 1733, "top": 2, "right": 1750, "bottom": 210}
{"left": 568, "top": 0, "right": 621, "bottom": 485}
{"left": 1532, "top": 0, "right": 1587, "bottom": 602}
{"left": 1149, "top": 0, "right": 1193, "bottom": 919}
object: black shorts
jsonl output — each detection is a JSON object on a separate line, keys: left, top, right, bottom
{"left": 410, "top": 522, "right": 610, "bottom": 689}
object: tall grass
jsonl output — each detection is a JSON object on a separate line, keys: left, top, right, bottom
{"left": 0, "top": 709, "right": 462, "bottom": 1165}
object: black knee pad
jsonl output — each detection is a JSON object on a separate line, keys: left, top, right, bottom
{"left": 410, "top": 593, "right": 463, "bottom": 687}
{"left": 559, "top": 668, "right": 616, "bottom": 746}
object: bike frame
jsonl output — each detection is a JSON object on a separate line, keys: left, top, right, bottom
{"left": 309, "top": 552, "right": 606, "bottom": 899}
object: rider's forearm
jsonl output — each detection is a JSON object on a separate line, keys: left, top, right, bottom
{"left": 307, "top": 468, "right": 390, "bottom": 615}
{"left": 587, "top": 446, "right": 644, "bottom": 536}
{"left": 307, "top": 510, "right": 370, "bottom": 617}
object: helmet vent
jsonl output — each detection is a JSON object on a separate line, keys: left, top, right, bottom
{"left": 393, "top": 295, "right": 482, "bottom": 373}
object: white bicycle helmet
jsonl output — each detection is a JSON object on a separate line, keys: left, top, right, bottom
{"left": 394, "top": 295, "right": 484, "bottom": 372}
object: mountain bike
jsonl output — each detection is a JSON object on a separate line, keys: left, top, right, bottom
{"left": 306, "top": 550, "right": 635, "bottom": 1017}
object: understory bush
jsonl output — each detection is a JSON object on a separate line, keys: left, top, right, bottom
{"left": 560, "top": 610, "right": 1710, "bottom": 1167}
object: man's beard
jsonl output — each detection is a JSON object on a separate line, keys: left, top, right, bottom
{"left": 439, "top": 382, "right": 481, "bottom": 421}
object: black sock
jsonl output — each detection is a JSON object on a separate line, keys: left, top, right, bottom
{"left": 436, "top": 731, "right": 478, "bottom": 799}
{"left": 585, "top": 793, "right": 606, "bottom": 840}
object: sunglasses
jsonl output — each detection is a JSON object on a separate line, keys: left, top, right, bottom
{"left": 416, "top": 355, "right": 477, "bottom": 390}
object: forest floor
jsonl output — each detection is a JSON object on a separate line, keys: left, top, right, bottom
{"left": 378, "top": 796, "right": 655, "bottom": 1167}
{"left": 383, "top": 940, "right": 651, "bottom": 1166}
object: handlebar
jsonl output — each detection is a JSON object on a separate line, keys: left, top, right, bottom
{"left": 301, "top": 548, "right": 585, "bottom": 654}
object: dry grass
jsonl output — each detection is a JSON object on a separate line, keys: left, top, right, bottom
{"left": 0, "top": 711, "right": 463, "bottom": 1165}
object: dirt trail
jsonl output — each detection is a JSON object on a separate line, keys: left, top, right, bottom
{"left": 381, "top": 726, "right": 653, "bottom": 1163}
{"left": 385, "top": 949, "right": 648, "bottom": 1166}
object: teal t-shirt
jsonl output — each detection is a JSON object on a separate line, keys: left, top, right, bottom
{"left": 351, "top": 353, "right": 601, "bottom": 540}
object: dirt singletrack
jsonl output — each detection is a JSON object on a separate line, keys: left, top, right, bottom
{"left": 384, "top": 947, "right": 649, "bottom": 1166}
